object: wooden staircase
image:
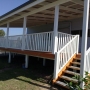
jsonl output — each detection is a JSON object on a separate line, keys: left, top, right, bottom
{"left": 54, "top": 53, "right": 81, "bottom": 89}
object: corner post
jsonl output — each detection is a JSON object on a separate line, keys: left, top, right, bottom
{"left": 52, "top": 5, "right": 59, "bottom": 54}
{"left": 53, "top": 52, "right": 59, "bottom": 79}
{"left": 22, "top": 16, "right": 27, "bottom": 50}
{"left": 80, "top": 0, "right": 90, "bottom": 88}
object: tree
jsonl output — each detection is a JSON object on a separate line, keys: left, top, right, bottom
{"left": 0, "top": 29, "right": 5, "bottom": 36}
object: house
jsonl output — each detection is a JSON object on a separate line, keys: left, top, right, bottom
{"left": 0, "top": 0, "right": 90, "bottom": 89}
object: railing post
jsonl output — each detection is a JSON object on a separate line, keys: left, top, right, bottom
{"left": 76, "top": 35, "right": 79, "bottom": 54}
{"left": 6, "top": 23, "right": 9, "bottom": 48}
{"left": 53, "top": 52, "right": 59, "bottom": 79}
{"left": 22, "top": 16, "right": 27, "bottom": 50}
{"left": 80, "top": 0, "right": 90, "bottom": 89}
{"left": 52, "top": 5, "right": 59, "bottom": 54}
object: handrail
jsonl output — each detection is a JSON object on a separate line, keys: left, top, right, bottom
{"left": 85, "top": 47, "right": 90, "bottom": 73}
{"left": 57, "top": 32, "right": 75, "bottom": 51}
{"left": 86, "top": 47, "right": 90, "bottom": 55}
{"left": 58, "top": 32, "right": 75, "bottom": 36}
{"left": 58, "top": 35, "right": 79, "bottom": 53}
{"left": 5, "top": 31, "right": 75, "bottom": 37}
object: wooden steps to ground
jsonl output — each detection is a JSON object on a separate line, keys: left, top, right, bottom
{"left": 60, "top": 75, "right": 78, "bottom": 83}
{"left": 71, "top": 62, "right": 80, "bottom": 65}
{"left": 55, "top": 81, "right": 69, "bottom": 89}
{"left": 73, "top": 57, "right": 81, "bottom": 61}
{"left": 64, "top": 70, "right": 80, "bottom": 76}
{"left": 68, "top": 66, "right": 80, "bottom": 70}
{"left": 54, "top": 54, "right": 81, "bottom": 89}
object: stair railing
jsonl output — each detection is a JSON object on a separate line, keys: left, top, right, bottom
{"left": 85, "top": 47, "right": 90, "bottom": 73}
{"left": 53, "top": 35, "right": 79, "bottom": 79}
{"left": 57, "top": 32, "right": 75, "bottom": 52}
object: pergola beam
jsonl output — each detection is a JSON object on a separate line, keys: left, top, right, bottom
{"left": 72, "top": 0, "right": 84, "bottom": 6}
{"left": 60, "top": 6, "right": 83, "bottom": 13}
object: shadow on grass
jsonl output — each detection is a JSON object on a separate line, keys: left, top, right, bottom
{"left": 0, "top": 54, "right": 60, "bottom": 90}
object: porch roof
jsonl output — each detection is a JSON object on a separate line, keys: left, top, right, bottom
{"left": 0, "top": 0, "right": 87, "bottom": 27}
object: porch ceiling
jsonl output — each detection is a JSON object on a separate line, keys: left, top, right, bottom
{"left": 0, "top": 0, "right": 86, "bottom": 27}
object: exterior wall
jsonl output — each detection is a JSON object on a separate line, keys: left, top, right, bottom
{"left": 71, "top": 17, "right": 90, "bottom": 52}
{"left": 27, "top": 22, "right": 71, "bottom": 34}
{"left": 72, "top": 17, "right": 90, "bottom": 30}
{"left": 27, "top": 17, "right": 90, "bottom": 52}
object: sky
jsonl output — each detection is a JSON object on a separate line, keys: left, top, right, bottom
{"left": 0, "top": 0, "right": 29, "bottom": 36}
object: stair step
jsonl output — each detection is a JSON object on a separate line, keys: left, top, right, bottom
{"left": 64, "top": 70, "right": 80, "bottom": 76}
{"left": 61, "top": 75, "right": 78, "bottom": 83}
{"left": 74, "top": 58, "right": 81, "bottom": 60}
{"left": 71, "top": 62, "right": 80, "bottom": 65}
{"left": 55, "top": 81, "right": 69, "bottom": 89}
{"left": 68, "top": 66, "right": 80, "bottom": 70}
{"left": 76, "top": 53, "right": 81, "bottom": 58}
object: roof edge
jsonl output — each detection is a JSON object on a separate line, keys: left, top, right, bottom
{"left": 0, "top": 0, "right": 36, "bottom": 19}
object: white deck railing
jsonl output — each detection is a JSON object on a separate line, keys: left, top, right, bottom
{"left": 0, "top": 37, "right": 6, "bottom": 47}
{"left": 58, "top": 32, "right": 75, "bottom": 51}
{"left": 53, "top": 35, "right": 79, "bottom": 79}
{"left": 85, "top": 47, "right": 90, "bottom": 73}
{"left": 0, "top": 31, "right": 76, "bottom": 53}
{"left": 25, "top": 32, "right": 53, "bottom": 52}
{"left": 8, "top": 35, "right": 22, "bottom": 49}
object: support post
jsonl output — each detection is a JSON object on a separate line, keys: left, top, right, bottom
{"left": 37, "top": 57, "right": 39, "bottom": 61}
{"left": 25, "top": 55, "right": 29, "bottom": 68}
{"left": 80, "top": 0, "right": 90, "bottom": 88}
{"left": 52, "top": 5, "right": 59, "bottom": 54}
{"left": 8, "top": 52, "right": 11, "bottom": 63}
{"left": 43, "top": 58, "right": 46, "bottom": 66}
{"left": 13, "top": 53, "right": 15, "bottom": 58}
{"left": 22, "top": 16, "right": 27, "bottom": 50}
{"left": 53, "top": 52, "right": 59, "bottom": 79}
{"left": 6, "top": 23, "right": 9, "bottom": 48}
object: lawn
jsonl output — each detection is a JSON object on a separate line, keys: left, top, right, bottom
{"left": 0, "top": 54, "right": 63, "bottom": 90}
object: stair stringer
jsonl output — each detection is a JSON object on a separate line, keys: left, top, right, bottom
{"left": 53, "top": 53, "right": 77, "bottom": 84}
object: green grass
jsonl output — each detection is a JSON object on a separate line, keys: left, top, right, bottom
{"left": 0, "top": 55, "right": 56, "bottom": 90}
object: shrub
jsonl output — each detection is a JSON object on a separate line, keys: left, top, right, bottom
{"left": 65, "top": 72, "right": 90, "bottom": 90}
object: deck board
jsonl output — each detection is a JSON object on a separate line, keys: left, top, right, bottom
{"left": 0, "top": 47, "right": 55, "bottom": 60}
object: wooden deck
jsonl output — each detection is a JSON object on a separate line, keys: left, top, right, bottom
{"left": 0, "top": 47, "right": 55, "bottom": 60}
